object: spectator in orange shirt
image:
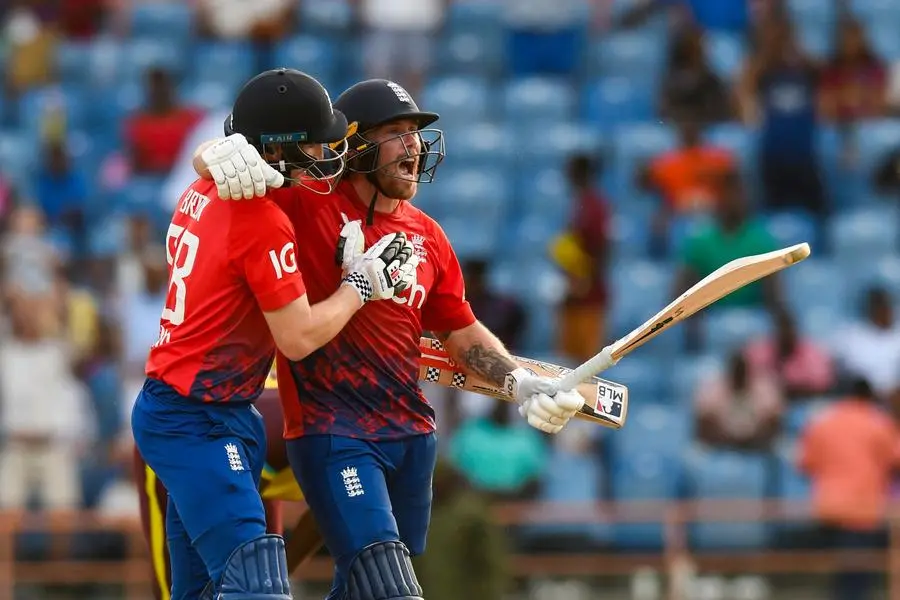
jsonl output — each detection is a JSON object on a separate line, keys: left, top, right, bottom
{"left": 123, "top": 67, "right": 204, "bottom": 174}
{"left": 743, "top": 308, "right": 835, "bottom": 402}
{"left": 639, "top": 120, "right": 734, "bottom": 251}
{"left": 799, "top": 379, "right": 900, "bottom": 600}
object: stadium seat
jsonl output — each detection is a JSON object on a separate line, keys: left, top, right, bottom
{"left": 17, "top": 85, "right": 90, "bottom": 137}
{"left": 867, "top": 19, "right": 900, "bottom": 61}
{"left": 776, "top": 441, "right": 812, "bottom": 501}
{"left": 435, "top": 167, "right": 510, "bottom": 224}
{"left": 582, "top": 77, "right": 657, "bottom": 129}
{"left": 509, "top": 213, "right": 567, "bottom": 261}
{"left": 609, "top": 259, "right": 674, "bottom": 335}
{"left": 297, "top": 0, "right": 353, "bottom": 32}
{"left": 602, "top": 356, "right": 669, "bottom": 401}
{"left": 848, "top": 0, "right": 900, "bottom": 27}
{"left": 855, "top": 253, "right": 900, "bottom": 298}
{"left": 521, "top": 297, "right": 563, "bottom": 353}
{"left": 443, "top": 121, "right": 515, "bottom": 169}
{"left": 704, "top": 123, "right": 754, "bottom": 171}
{"left": 445, "top": 0, "right": 504, "bottom": 34}
{"left": 684, "top": 448, "right": 771, "bottom": 550}
{"left": 129, "top": 3, "right": 194, "bottom": 42}
{"left": 794, "top": 21, "right": 835, "bottom": 59}
{"left": 434, "top": 31, "right": 505, "bottom": 77}
{"left": 703, "top": 31, "right": 747, "bottom": 82}
{"left": 671, "top": 355, "right": 723, "bottom": 403}
{"left": 854, "top": 119, "right": 900, "bottom": 180}
{"left": 608, "top": 403, "right": 690, "bottom": 550}
{"left": 587, "top": 31, "right": 666, "bottom": 81}
{"left": 0, "top": 129, "right": 35, "bottom": 189}
{"left": 764, "top": 210, "right": 818, "bottom": 250}
{"left": 786, "top": 0, "right": 838, "bottom": 26}
{"left": 784, "top": 258, "right": 847, "bottom": 315}
{"left": 420, "top": 77, "right": 492, "bottom": 125}
{"left": 439, "top": 216, "right": 497, "bottom": 261}
{"left": 180, "top": 80, "right": 235, "bottom": 112}
{"left": 702, "top": 308, "right": 773, "bottom": 357}
{"left": 122, "top": 38, "right": 186, "bottom": 83}
{"left": 514, "top": 120, "right": 604, "bottom": 170}
{"left": 189, "top": 43, "right": 257, "bottom": 91}
{"left": 504, "top": 77, "right": 576, "bottom": 123}
{"left": 828, "top": 206, "right": 899, "bottom": 261}
{"left": 55, "top": 41, "right": 94, "bottom": 86}
{"left": 609, "top": 210, "right": 652, "bottom": 260}
{"left": 609, "top": 122, "right": 677, "bottom": 198}
{"left": 784, "top": 397, "right": 829, "bottom": 436}
{"left": 271, "top": 36, "right": 338, "bottom": 85}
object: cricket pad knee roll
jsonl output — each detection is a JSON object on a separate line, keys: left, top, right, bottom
{"left": 217, "top": 534, "right": 292, "bottom": 600}
{"left": 345, "top": 541, "right": 424, "bottom": 600}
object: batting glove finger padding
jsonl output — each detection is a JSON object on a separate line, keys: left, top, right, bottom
{"left": 201, "top": 134, "right": 284, "bottom": 201}
{"left": 343, "top": 232, "right": 419, "bottom": 303}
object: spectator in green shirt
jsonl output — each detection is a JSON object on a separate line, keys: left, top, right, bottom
{"left": 674, "top": 170, "right": 786, "bottom": 349}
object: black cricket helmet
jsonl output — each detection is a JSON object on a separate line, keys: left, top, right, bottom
{"left": 225, "top": 68, "right": 348, "bottom": 194}
{"left": 333, "top": 79, "right": 444, "bottom": 185}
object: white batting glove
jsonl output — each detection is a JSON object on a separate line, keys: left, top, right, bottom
{"left": 507, "top": 368, "right": 583, "bottom": 434}
{"left": 200, "top": 134, "right": 284, "bottom": 200}
{"left": 342, "top": 232, "right": 419, "bottom": 303}
{"left": 335, "top": 215, "right": 364, "bottom": 274}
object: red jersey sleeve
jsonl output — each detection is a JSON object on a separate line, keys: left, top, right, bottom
{"left": 228, "top": 201, "right": 307, "bottom": 312}
{"left": 421, "top": 223, "right": 476, "bottom": 333}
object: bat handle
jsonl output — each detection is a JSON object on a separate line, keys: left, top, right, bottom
{"left": 556, "top": 346, "right": 617, "bottom": 391}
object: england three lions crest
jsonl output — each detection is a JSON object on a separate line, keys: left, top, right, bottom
{"left": 410, "top": 234, "right": 428, "bottom": 264}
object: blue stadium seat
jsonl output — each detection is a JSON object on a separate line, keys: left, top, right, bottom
{"left": 446, "top": 0, "right": 504, "bottom": 34}
{"left": 180, "top": 80, "right": 234, "bottom": 111}
{"left": 439, "top": 216, "right": 497, "bottom": 260}
{"left": 297, "top": 0, "right": 353, "bottom": 32}
{"left": 704, "top": 31, "right": 747, "bottom": 82}
{"left": 509, "top": 213, "right": 567, "bottom": 261}
{"left": 703, "top": 308, "right": 772, "bottom": 356}
{"left": 123, "top": 175, "right": 167, "bottom": 213}
{"left": 785, "top": 397, "right": 830, "bottom": 436}
{"left": 609, "top": 123, "right": 677, "bottom": 198}
{"left": 784, "top": 258, "right": 847, "bottom": 315}
{"left": 17, "top": 86, "right": 90, "bottom": 137}
{"left": 434, "top": 168, "right": 510, "bottom": 224}
{"left": 602, "top": 356, "right": 669, "bottom": 401}
{"left": 443, "top": 121, "right": 514, "bottom": 169}
{"left": 420, "top": 77, "right": 491, "bottom": 125}
{"left": 271, "top": 36, "right": 337, "bottom": 84}
{"left": 514, "top": 167, "right": 570, "bottom": 220}
{"left": 609, "top": 210, "right": 652, "bottom": 260}
{"left": 609, "top": 259, "right": 674, "bottom": 337}
{"left": 797, "top": 305, "right": 842, "bottom": 343}
{"left": 867, "top": 19, "right": 900, "bottom": 60}
{"left": 0, "top": 130, "right": 35, "bottom": 189}
{"left": 87, "top": 215, "right": 129, "bottom": 257}
{"left": 794, "top": 21, "right": 835, "bottom": 58}
{"left": 587, "top": 31, "right": 666, "bottom": 81}
{"left": 504, "top": 78, "right": 575, "bottom": 123}
{"left": 829, "top": 206, "right": 899, "bottom": 260}
{"left": 854, "top": 119, "right": 900, "bottom": 179}
{"left": 514, "top": 261, "right": 568, "bottom": 305}
{"left": 434, "top": 31, "right": 505, "bottom": 77}
{"left": 514, "top": 121, "right": 604, "bottom": 170}
{"left": 521, "top": 297, "right": 562, "bottom": 353}
{"left": 776, "top": 442, "right": 812, "bottom": 501}
{"left": 764, "top": 210, "right": 818, "bottom": 250}
{"left": 668, "top": 213, "right": 714, "bottom": 256}
{"left": 855, "top": 254, "right": 900, "bottom": 298}
{"left": 704, "top": 123, "right": 754, "bottom": 171}
{"left": 609, "top": 403, "right": 689, "bottom": 550}
{"left": 129, "top": 3, "right": 193, "bottom": 42}
{"left": 684, "top": 448, "right": 771, "bottom": 550}
{"left": 849, "top": 0, "right": 900, "bottom": 26}
{"left": 786, "top": 0, "right": 838, "bottom": 25}
{"left": 582, "top": 77, "right": 657, "bottom": 129}
{"left": 55, "top": 41, "right": 94, "bottom": 86}
{"left": 122, "top": 38, "right": 186, "bottom": 83}
{"left": 189, "top": 42, "right": 257, "bottom": 91}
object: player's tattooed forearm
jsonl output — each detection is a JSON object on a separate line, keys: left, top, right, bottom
{"left": 458, "top": 342, "right": 519, "bottom": 387}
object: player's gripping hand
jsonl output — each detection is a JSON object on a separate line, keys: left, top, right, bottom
{"left": 342, "top": 232, "right": 419, "bottom": 303}
{"left": 507, "top": 368, "right": 583, "bottom": 434}
{"left": 200, "top": 134, "right": 284, "bottom": 200}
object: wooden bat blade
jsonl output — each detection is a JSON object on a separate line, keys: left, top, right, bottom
{"left": 418, "top": 337, "right": 628, "bottom": 429}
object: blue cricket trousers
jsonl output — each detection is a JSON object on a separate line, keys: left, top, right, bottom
{"left": 287, "top": 433, "right": 438, "bottom": 599}
{"left": 131, "top": 379, "right": 268, "bottom": 600}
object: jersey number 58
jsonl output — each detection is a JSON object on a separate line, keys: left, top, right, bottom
{"left": 162, "top": 223, "right": 200, "bottom": 326}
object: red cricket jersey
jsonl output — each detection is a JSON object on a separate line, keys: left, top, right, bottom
{"left": 145, "top": 179, "right": 306, "bottom": 403}
{"left": 275, "top": 181, "right": 476, "bottom": 440}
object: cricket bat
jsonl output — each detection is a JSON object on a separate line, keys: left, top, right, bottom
{"left": 418, "top": 337, "right": 629, "bottom": 429}
{"left": 557, "top": 242, "right": 812, "bottom": 391}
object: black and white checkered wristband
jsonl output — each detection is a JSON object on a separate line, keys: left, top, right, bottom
{"left": 343, "top": 272, "right": 373, "bottom": 303}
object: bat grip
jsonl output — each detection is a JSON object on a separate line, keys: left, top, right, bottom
{"left": 557, "top": 346, "right": 616, "bottom": 391}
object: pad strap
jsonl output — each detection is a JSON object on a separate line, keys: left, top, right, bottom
{"left": 345, "top": 541, "right": 424, "bottom": 600}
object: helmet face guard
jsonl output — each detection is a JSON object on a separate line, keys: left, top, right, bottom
{"left": 259, "top": 132, "right": 348, "bottom": 195}
{"left": 346, "top": 127, "right": 445, "bottom": 184}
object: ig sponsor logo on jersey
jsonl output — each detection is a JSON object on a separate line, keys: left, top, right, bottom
{"left": 268, "top": 242, "right": 298, "bottom": 279}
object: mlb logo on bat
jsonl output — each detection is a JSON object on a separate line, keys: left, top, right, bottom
{"left": 341, "top": 466, "right": 364, "bottom": 498}
{"left": 597, "top": 385, "right": 624, "bottom": 419}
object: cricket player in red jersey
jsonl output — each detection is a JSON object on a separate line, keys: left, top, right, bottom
{"left": 132, "top": 69, "right": 420, "bottom": 600}
{"left": 193, "top": 79, "right": 585, "bottom": 600}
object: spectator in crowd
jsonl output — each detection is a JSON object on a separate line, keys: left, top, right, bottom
{"left": 694, "top": 350, "right": 783, "bottom": 452}
{"left": 799, "top": 379, "right": 898, "bottom": 600}
{"left": 738, "top": 14, "right": 827, "bottom": 216}
{"left": 831, "top": 287, "right": 900, "bottom": 401}
{"left": 674, "top": 170, "right": 781, "bottom": 347}
{"left": 358, "top": 0, "right": 446, "bottom": 96}
{"left": 123, "top": 67, "right": 204, "bottom": 175}
{"left": 639, "top": 119, "right": 734, "bottom": 249}
{"left": 659, "top": 26, "right": 733, "bottom": 124}
{"left": 743, "top": 308, "right": 835, "bottom": 402}
{"left": 1, "top": 204, "right": 63, "bottom": 337}
{"left": 416, "top": 460, "right": 512, "bottom": 600}
{"left": 449, "top": 401, "right": 547, "bottom": 500}
{"left": 0, "top": 296, "right": 86, "bottom": 510}
{"left": 2, "top": 0, "right": 57, "bottom": 95}
{"left": 872, "top": 142, "right": 900, "bottom": 198}
{"left": 819, "top": 18, "right": 887, "bottom": 124}
{"left": 34, "top": 140, "right": 87, "bottom": 250}
{"left": 551, "top": 153, "right": 610, "bottom": 365}
{"left": 115, "top": 212, "right": 154, "bottom": 298}
{"left": 195, "top": 0, "right": 294, "bottom": 42}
